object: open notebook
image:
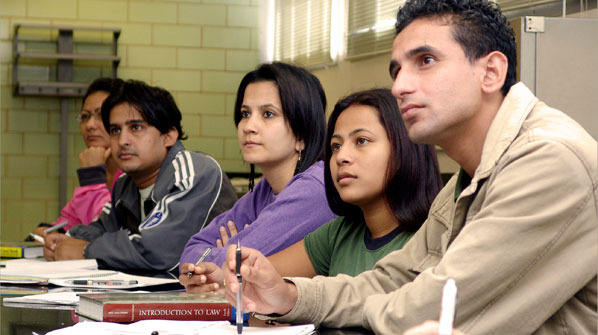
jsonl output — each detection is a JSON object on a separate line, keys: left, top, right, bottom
{"left": 0, "top": 258, "right": 178, "bottom": 289}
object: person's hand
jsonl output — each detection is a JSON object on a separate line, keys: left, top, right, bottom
{"left": 33, "top": 226, "right": 46, "bottom": 237}
{"left": 216, "top": 221, "right": 249, "bottom": 248}
{"left": 222, "top": 245, "right": 298, "bottom": 315}
{"left": 78, "top": 146, "right": 111, "bottom": 168}
{"left": 43, "top": 233, "right": 71, "bottom": 261}
{"left": 179, "top": 262, "right": 224, "bottom": 293}
{"left": 53, "top": 238, "right": 89, "bottom": 260}
{"left": 403, "top": 321, "right": 465, "bottom": 335}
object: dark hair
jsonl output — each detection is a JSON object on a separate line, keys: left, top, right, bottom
{"left": 101, "top": 80, "right": 186, "bottom": 140}
{"left": 234, "top": 62, "right": 327, "bottom": 190}
{"left": 324, "top": 88, "right": 443, "bottom": 232}
{"left": 82, "top": 77, "right": 124, "bottom": 105}
{"left": 395, "top": 0, "right": 517, "bottom": 95}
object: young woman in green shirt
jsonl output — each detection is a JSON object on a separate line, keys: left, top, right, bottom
{"left": 268, "top": 88, "right": 443, "bottom": 277}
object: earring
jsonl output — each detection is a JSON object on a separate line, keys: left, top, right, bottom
{"left": 298, "top": 150, "right": 302, "bottom": 162}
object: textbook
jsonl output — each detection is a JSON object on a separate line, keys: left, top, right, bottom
{"left": 0, "top": 242, "right": 43, "bottom": 259}
{"left": 77, "top": 291, "right": 232, "bottom": 323}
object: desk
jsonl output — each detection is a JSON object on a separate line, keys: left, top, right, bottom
{"left": 1, "top": 294, "right": 373, "bottom": 335}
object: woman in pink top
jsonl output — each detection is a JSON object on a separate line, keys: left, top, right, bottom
{"left": 33, "top": 78, "right": 123, "bottom": 235}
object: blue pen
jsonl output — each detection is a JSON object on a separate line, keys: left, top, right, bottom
{"left": 236, "top": 240, "right": 243, "bottom": 334}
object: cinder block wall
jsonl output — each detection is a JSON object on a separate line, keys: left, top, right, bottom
{"left": 0, "top": 0, "right": 260, "bottom": 242}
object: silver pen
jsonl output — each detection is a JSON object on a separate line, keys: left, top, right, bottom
{"left": 44, "top": 221, "right": 68, "bottom": 233}
{"left": 186, "top": 247, "right": 212, "bottom": 278}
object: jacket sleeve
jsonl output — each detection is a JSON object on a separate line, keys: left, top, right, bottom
{"left": 76, "top": 154, "right": 232, "bottom": 271}
{"left": 51, "top": 165, "right": 112, "bottom": 231}
{"left": 181, "top": 172, "right": 336, "bottom": 268}
{"left": 278, "top": 139, "right": 598, "bottom": 334}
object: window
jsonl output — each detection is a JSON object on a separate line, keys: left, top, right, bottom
{"left": 273, "top": 0, "right": 333, "bottom": 67}
{"left": 345, "top": 0, "right": 403, "bottom": 60}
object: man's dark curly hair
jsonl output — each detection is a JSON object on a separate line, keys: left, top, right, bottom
{"left": 395, "top": 0, "right": 517, "bottom": 95}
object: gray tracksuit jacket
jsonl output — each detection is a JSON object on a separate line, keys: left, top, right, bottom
{"left": 69, "top": 141, "right": 237, "bottom": 271}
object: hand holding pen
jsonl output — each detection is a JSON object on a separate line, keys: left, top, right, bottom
{"left": 222, "top": 244, "right": 298, "bottom": 317}
{"left": 187, "top": 247, "right": 212, "bottom": 278}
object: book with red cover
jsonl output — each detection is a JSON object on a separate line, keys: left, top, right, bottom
{"left": 77, "top": 291, "right": 231, "bottom": 323}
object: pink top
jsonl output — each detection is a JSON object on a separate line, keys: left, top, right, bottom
{"left": 51, "top": 169, "right": 123, "bottom": 231}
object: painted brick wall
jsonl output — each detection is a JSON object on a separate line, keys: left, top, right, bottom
{"left": 0, "top": 0, "right": 260, "bottom": 242}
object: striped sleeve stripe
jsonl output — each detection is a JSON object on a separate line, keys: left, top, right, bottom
{"left": 199, "top": 155, "right": 224, "bottom": 231}
{"left": 140, "top": 151, "right": 196, "bottom": 230}
{"left": 101, "top": 201, "right": 112, "bottom": 215}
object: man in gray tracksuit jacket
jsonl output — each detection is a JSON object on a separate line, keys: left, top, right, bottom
{"left": 44, "top": 80, "right": 237, "bottom": 271}
{"left": 70, "top": 140, "right": 237, "bottom": 271}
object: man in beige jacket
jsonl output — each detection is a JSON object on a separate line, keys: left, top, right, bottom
{"left": 221, "top": 1, "right": 598, "bottom": 334}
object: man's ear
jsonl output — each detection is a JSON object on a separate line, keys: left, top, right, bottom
{"left": 162, "top": 127, "right": 178, "bottom": 148}
{"left": 480, "top": 51, "right": 508, "bottom": 94}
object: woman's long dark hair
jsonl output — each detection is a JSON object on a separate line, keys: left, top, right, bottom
{"left": 324, "top": 88, "right": 443, "bottom": 232}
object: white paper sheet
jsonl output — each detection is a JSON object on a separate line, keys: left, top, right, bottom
{"left": 46, "top": 320, "right": 315, "bottom": 335}
{"left": 0, "top": 258, "right": 178, "bottom": 288}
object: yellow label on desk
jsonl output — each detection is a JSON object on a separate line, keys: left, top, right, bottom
{"left": 1, "top": 246, "right": 25, "bottom": 258}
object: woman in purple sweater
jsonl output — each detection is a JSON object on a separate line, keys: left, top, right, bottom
{"left": 179, "top": 63, "right": 336, "bottom": 281}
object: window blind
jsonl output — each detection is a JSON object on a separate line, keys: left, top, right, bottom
{"left": 274, "top": 0, "right": 332, "bottom": 67}
{"left": 346, "top": 0, "right": 403, "bottom": 60}
{"left": 345, "top": 0, "right": 565, "bottom": 60}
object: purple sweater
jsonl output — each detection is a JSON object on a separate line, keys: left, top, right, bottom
{"left": 180, "top": 161, "right": 336, "bottom": 268}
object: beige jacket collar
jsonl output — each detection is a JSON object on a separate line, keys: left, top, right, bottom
{"left": 460, "top": 83, "right": 538, "bottom": 199}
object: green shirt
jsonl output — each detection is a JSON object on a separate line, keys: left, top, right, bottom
{"left": 304, "top": 216, "right": 414, "bottom": 277}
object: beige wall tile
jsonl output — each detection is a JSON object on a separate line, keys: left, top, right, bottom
{"left": 7, "top": 110, "right": 48, "bottom": 132}
{"left": 0, "top": 19, "right": 10, "bottom": 40}
{"left": 154, "top": 25, "right": 201, "bottom": 47}
{"left": 1, "top": 178, "right": 22, "bottom": 199}
{"left": 184, "top": 137, "right": 223, "bottom": 159}
{"left": 118, "top": 67, "right": 151, "bottom": 82}
{"left": 219, "top": 159, "right": 249, "bottom": 173}
{"left": 178, "top": 48, "right": 225, "bottom": 70}
{"left": 226, "top": 50, "right": 258, "bottom": 71}
{"left": 27, "top": 0, "right": 77, "bottom": 19}
{"left": 129, "top": 1, "right": 177, "bottom": 24}
{"left": 1, "top": 132, "right": 23, "bottom": 154}
{"left": 79, "top": 0, "right": 127, "bottom": 22}
{"left": 152, "top": 69, "right": 201, "bottom": 92}
{"left": 181, "top": 114, "right": 200, "bottom": 137}
{"left": 179, "top": 4, "right": 226, "bottom": 26}
{"left": 224, "top": 137, "right": 241, "bottom": 159}
{"left": 109, "top": 22, "right": 151, "bottom": 45}
{"left": 4, "top": 199, "right": 47, "bottom": 225}
{"left": 178, "top": 92, "right": 226, "bottom": 115}
{"left": 24, "top": 133, "right": 59, "bottom": 155}
{"left": 48, "top": 156, "right": 79, "bottom": 178}
{"left": 225, "top": 93, "right": 236, "bottom": 116}
{"left": 23, "top": 177, "right": 59, "bottom": 200}
{"left": 6, "top": 156, "right": 47, "bottom": 177}
{"left": 203, "top": 27, "right": 250, "bottom": 49}
{"left": 201, "top": 115, "right": 236, "bottom": 137}
{"left": 1, "top": 0, "right": 26, "bottom": 16}
{"left": 203, "top": 0, "right": 250, "bottom": 5}
{"left": 227, "top": 6, "right": 258, "bottom": 28}
{"left": 128, "top": 46, "right": 176, "bottom": 68}
{"left": 202, "top": 71, "right": 244, "bottom": 93}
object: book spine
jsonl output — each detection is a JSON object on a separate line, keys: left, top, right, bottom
{"left": 102, "top": 302, "right": 232, "bottom": 322}
{"left": 0, "top": 246, "right": 24, "bottom": 258}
